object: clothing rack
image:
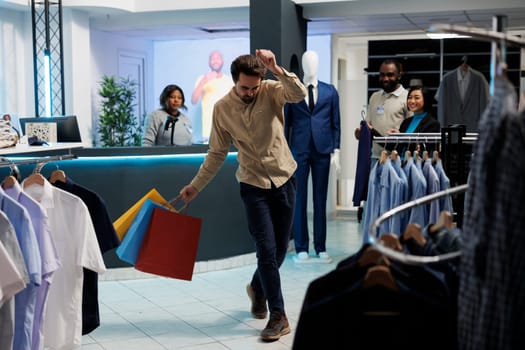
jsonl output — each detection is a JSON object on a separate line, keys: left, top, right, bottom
{"left": 367, "top": 18, "right": 523, "bottom": 266}
{"left": 429, "top": 23, "right": 525, "bottom": 48}
{"left": 0, "top": 153, "right": 77, "bottom": 169}
{"left": 0, "top": 154, "right": 77, "bottom": 180}
{"left": 374, "top": 127, "right": 475, "bottom": 227}
{"left": 368, "top": 184, "right": 467, "bottom": 265}
{"left": 372, "top": 132, "right": 478, "bottom": 144}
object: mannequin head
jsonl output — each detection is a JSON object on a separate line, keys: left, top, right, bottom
{"left": 302, "top": 50, "right": 319, "bottom": 81}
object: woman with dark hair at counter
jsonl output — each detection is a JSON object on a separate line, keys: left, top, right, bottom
{"left": 142, "top": 84, "right": 193, "bottom": 146}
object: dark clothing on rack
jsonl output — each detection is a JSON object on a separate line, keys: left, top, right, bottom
{"left": 52, "top": 178, "right": 120, "bottom": 335}
{"left": 293, "top": 244, "right": 457, "bottom": 350}
{"left": 458, "top": 77, "right": 525, "bottom": 350}
{"left": 352, "top": 120, "right": 372, "bottom": 206}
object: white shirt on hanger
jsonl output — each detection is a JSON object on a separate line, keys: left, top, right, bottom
{"left": 0, "top": 210, "right": 28, "bottom": 350}
{"left": 23, "top": 179, "right": 106, "bottom": 350}
{"left": 0, "top": 240, "right": 25, "bottom": 304}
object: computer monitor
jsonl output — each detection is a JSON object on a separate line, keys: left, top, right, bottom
{"left": 19, "top": 115, "right": 82, "bottom": 142}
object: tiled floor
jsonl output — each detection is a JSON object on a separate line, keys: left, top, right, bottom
{"left": 81, "top": 214, "right": 362, "bottom": 350}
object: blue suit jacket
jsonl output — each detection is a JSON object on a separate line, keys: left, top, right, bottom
{"left": 284, "top": 81, "right": 341, "bottom": 155}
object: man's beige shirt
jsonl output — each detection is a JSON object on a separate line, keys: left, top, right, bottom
{"left": 191, "top": 68, "right": 307, "bottom": 191}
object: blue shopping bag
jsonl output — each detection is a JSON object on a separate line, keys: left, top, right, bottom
{"left": 116, "top": 199, "right": 167, "bottom": 265}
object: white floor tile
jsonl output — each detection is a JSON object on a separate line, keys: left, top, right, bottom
{"left": 81, "top": 217, "right": 361, "bottom": 349}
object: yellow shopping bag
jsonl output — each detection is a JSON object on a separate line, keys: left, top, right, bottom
{"left": 113, "top": 188, "right": 175, "bottom": 241}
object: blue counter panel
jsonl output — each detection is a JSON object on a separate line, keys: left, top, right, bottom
{"left": 13, "top": 151, "right": 253, "bottom": 266}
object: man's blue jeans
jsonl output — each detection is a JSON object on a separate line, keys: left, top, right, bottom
{"left": 240, "top": 176, "right": 296, "bottom": 315}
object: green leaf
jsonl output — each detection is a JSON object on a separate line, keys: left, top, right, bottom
{"left": 97, "top": 75, "right": 142, "bottom": 146}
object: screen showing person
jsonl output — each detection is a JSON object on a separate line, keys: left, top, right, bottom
{"left": 191, "top": 50, "right": 233, "bottom": 142}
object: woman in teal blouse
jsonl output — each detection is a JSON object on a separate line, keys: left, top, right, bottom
{"left": 390, "top": 86, "right": 440, "bottom": 133}
{"left": 387, "top": 85, "right": 440, "bottom": 155}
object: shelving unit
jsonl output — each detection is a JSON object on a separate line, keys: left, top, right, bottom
{"left": 367, "top": 38, "right": 521, "bottom": 115}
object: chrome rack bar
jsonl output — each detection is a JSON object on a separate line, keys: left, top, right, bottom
{"left": 429, "top": 23, "right": 525, "bottom": 48}
{"left": 367, "top": 184, "right": 468, "bottom": 265}
{"left": 0, "top": 153, "right": 77, "bottom": 169}
{"left": 373, "top": 132, "right": 478, "bottom": 144}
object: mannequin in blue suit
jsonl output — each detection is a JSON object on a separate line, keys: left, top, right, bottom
{"left": 284, "top": 51, "right": 341, "bottom": 263}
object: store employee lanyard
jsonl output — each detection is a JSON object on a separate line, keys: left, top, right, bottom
{"left": 164, "top": 114, "right": 179, "bottom": 145}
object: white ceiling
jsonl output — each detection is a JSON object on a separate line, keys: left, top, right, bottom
{"left": 87, "top": 0, "right": 525, "bottom": 41}
{"left": 2, "top": 0, "right": 525, "bottom": 40}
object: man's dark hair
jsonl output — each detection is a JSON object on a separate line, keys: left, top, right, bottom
{"left": 230, "top": 54, "right": 267, "bottom": 83}
{"left": 381, "top": 58, "right": 403, "bottom": 74}
{"left": 160, "top": 84, "right": 187, "bottom": 112}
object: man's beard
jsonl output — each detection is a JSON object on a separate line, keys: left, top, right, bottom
{"left": 242, "top": 96, "right": 255, "bottom": 104}
{"left": 381, "top": 80, "right": 398, "bottom": 93}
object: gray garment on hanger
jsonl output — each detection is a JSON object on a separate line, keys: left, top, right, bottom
{"left": 436, "top": 66, "right": 489, "bottom": 132}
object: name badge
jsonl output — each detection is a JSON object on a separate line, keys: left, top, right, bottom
{"left": 376, "top": 106, "right": 385, "bottom": 115}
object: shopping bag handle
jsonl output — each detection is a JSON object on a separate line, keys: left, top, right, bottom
{"left": 167, "top": 194, "right": 189, "bottom": 213}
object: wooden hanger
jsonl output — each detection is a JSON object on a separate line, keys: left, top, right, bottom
{"left": 429, "top": 210, "right": 454, "bottom": 235}
{"left": 359, "top": 233, "right": 400, "bottom": 291}
{"left": 23, "top": 173, "right": 46, "bottom": 188}
{"left": 363, "top": 265, "right": 399, "bottom": 291}
{"left": 422, "top": 150, "right": 429, "bottom": 162}
{"left": 402, "top": 150, "right": 412, "bottom": 166}
{"left": 358, "top": 233, "right": 401, "bottom": 267}
{"left": 390, "top": 150, "right": 398, "bottom": 162}
{"left": 402, "top": 223, "right": 426, "bottom": 246}
{"left": 377, "top": 233, "right": 403, "bottom": 252}
{"left": 432, "top": 150, "right": 440, "bottom": 165}
{"left": 358, "top": 246, "right": 388, "bottom": 267}
{"left": 49, "top": 169, "right": 66, "bottom": 184}
{"left": 2, "top": 175, "right": 18, "bottom": 189}
{"left": 379, "top": 150, "right": 389, "bottom": 165}
{"left": 361, "top": 233, "right": 401, "bottom": 291}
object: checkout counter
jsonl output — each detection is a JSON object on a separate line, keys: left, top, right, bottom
{"left": 8, "top": 144, "right": 253, "bottom": 268}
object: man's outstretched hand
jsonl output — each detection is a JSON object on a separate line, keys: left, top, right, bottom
{"left": 180, "top": 184, "right": 199, "bottom": 203}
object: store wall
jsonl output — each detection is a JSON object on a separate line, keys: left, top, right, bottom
{"left": 0, "top": 8, "right": 33, "bottom": 117}
{"left": 63, "top": 9, "right": 94, "bottom": 146}
{"left": 0, "top": 5, "right": 346, "bottom": 216}
{"left": 90, "top": 26, "right": 155, "bottom": 145}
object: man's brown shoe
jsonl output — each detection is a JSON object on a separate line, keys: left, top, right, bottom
{"left": 261, "top": 311, "right": 291, "bottom": 341}
{"left": 246, "top": 284, "right": 267, "bottom": 319}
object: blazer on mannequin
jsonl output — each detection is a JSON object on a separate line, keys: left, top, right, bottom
{"left": 284, "top": 50, "right": 341, "bottom": 259}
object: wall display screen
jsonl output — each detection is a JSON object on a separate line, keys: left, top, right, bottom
{"left": 152, "top": 36, "right": 331, "bottom": 143}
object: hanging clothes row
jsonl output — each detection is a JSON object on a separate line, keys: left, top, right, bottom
{"left": 295, "top": 19, "right": 524, "bottom": 350}
{"left": 360, "top": 22, "right": 525, "bottom": 350}
{"left": 293, "top": 225, "right": 461, "bottom": 349}
{"left": 362, "top": 148, "right": 454, "bottom": 244}
{"left": 0, "top": 157, "right": 119, "bottom": 350}
{"left": 352, "top": 130, "right": 476, "bottom": 226}
{"left": 458, "top": 75, "right": 525, "bottom": 350}
{"left": 431, "top": 22, "right": 525, "bottom": 350}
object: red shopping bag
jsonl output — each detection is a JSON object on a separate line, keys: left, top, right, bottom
{"left": 135, "top": 203, "right": 202, "bottom": 281}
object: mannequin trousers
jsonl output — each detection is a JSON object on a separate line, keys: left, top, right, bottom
{"left": 293, "top": 147, "right": 331, "bottom": 254}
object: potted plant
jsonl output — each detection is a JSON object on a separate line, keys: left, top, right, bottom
{"left": 97, "top": 75, "right": 142, "bottom": 147}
